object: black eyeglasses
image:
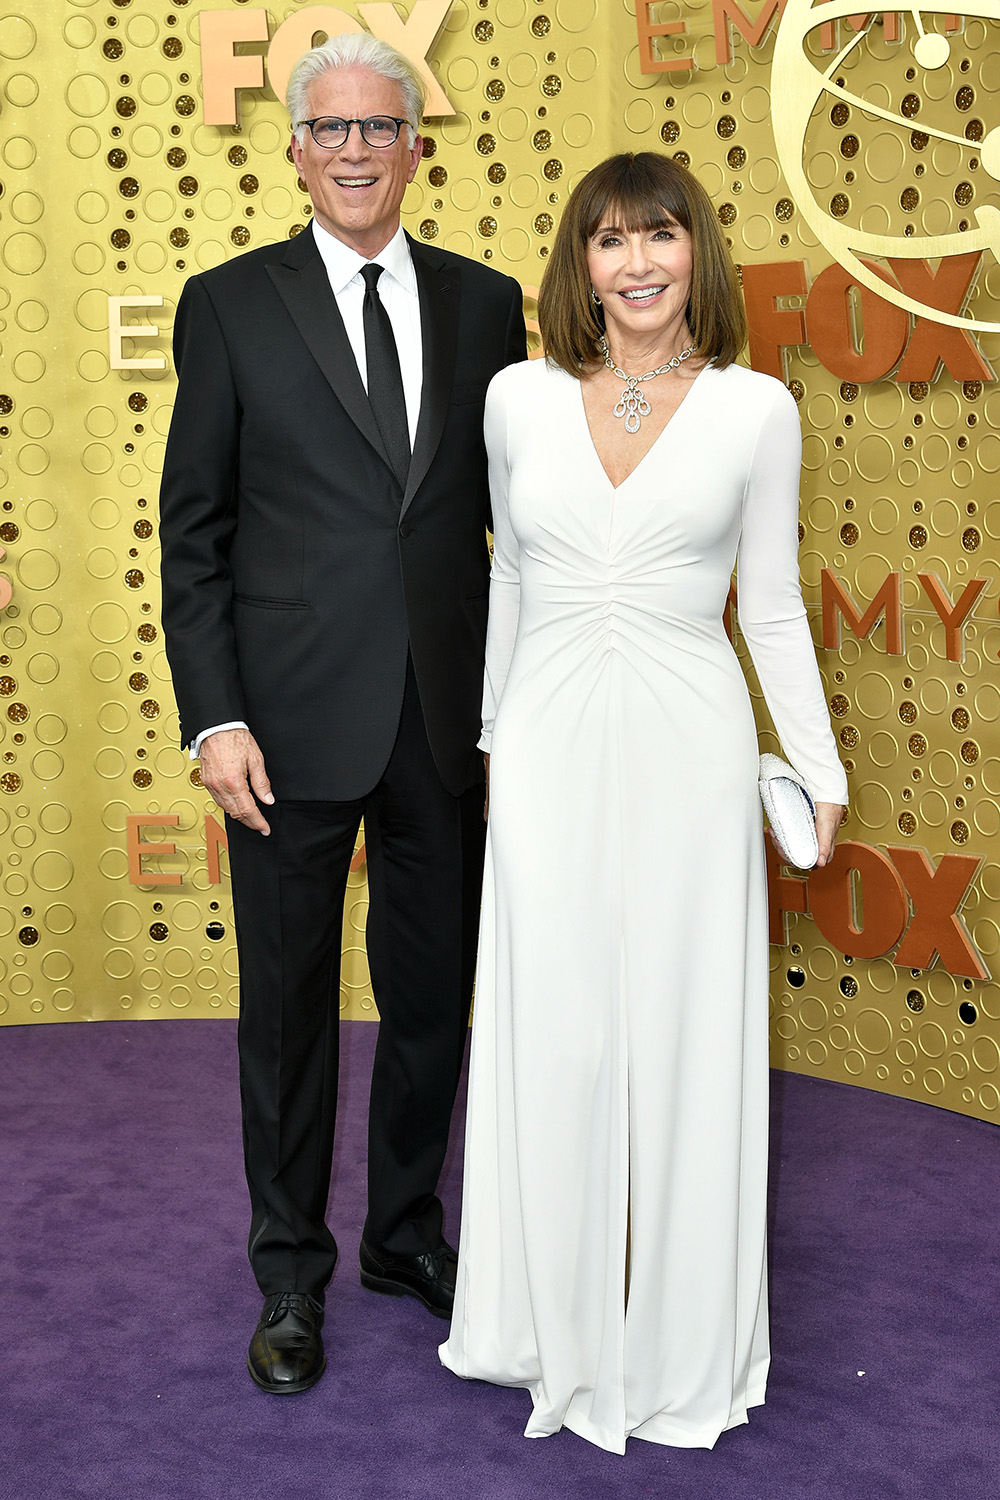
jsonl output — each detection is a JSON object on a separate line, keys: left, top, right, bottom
{"left": 297, "top": 116, "right": 411, "bottom": 149}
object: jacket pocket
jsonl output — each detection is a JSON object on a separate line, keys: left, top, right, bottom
{"left": 450, "top": 382, "right": 489, "bottom": 406}
{"left": 233, "top": 594, "right": 311, "bottom": 610}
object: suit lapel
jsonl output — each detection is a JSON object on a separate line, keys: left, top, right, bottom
{"left": 403, "top": 235, "right": 460, "bottom": 516}
{"left": 266, "top": 228, "right": 392, "bottom": 473}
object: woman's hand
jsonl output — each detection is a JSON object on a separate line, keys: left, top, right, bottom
{"left": 814, "top": 802, "right": 846, "bottom": 868}
{"left": 484, "top": 752, "right": 490, "bottom": 822}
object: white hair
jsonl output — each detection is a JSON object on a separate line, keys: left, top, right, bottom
{"left": 286, "top": 33, "right": 427, "bottom": 149}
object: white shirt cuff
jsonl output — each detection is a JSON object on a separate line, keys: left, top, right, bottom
{"left": 190, "top": 721, "right": 248, "bottom": 759}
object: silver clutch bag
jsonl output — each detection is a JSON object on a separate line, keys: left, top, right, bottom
{"left": 758, "top": 753, "right": 819, "bottom": 869}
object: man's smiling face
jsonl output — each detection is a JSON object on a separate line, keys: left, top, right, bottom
{"left": 290, "top": 64, "right": 423, "bottom": 259}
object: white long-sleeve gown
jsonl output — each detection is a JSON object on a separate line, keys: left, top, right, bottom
{"left": 439, "top": 358, "right": 848, "bottom": 1454}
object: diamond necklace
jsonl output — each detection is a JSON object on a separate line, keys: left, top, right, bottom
{"left": 598, "top": 336, "right": 695, "bottom": 434}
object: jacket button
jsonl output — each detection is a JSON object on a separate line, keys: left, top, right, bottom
{"left": 399, "top": 521, "right": 412, "bottom": 539}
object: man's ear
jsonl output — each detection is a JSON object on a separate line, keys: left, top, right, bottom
{"left": 290, "top": 129, "right": 305, "bottom": 177}
{"left": 407, "top": 134, "right": 424, "bottom": 186}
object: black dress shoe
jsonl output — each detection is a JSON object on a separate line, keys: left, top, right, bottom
{"left": 247, "top": 1291, "right": 325, "bottom": 1394}
{"left": 359, "top": 1238, "right": 457, "bottom": 1319}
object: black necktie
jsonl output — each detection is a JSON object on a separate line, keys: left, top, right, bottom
{"left": 361, "top": 262, "right": 411, "bottom": 489}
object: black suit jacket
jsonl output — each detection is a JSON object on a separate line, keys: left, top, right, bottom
{"left": 158, "top": 225, "right": 526, "bottom": 799}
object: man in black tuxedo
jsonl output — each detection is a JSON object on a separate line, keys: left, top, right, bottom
{"left": 159, "top": 32, "right": 525, "bottom": 1394}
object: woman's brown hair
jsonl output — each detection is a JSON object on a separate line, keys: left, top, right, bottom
{"left": 539, "top": 152, "right": 747, "bottom": 377}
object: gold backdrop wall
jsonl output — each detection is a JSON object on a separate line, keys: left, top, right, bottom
{"left": 2, "top": 0, "right": 1000, "bottom": 1123}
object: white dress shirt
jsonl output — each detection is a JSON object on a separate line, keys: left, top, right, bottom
{"left": 311, "top": 217, "right": 423, "bottom": 447}
{"left": 192, "top": 219, "right": 424, "bottom": 758}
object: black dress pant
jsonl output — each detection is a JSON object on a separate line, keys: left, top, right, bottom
{"left": 226, "top": 662, "right": 486, "bottom": 1298}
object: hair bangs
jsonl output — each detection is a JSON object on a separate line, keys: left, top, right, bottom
{"left": 579, "top": 160, "right": 692, "bottom": 244}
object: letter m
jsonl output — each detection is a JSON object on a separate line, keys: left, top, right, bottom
{"left": 821, "top": 568, "right": 903, "bottom": 654}
{"left": 713, "top": 0, "right": 787, "bottom": 64}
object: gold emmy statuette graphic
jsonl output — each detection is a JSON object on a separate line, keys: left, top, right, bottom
{"left": 772, "top": 2, "right": 1000, "bottom": 330}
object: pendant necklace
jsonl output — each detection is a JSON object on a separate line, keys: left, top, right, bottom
{"left": 599, "top": 336, "right": 695, "bottom": 434}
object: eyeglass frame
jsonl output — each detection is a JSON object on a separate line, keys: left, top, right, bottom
{"left": 296, "top": 116, "right": 414, "bottom": 149}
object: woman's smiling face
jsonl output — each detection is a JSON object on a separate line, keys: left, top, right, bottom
{"left": 586, "top": 218, "right": 694, "bottom": 347}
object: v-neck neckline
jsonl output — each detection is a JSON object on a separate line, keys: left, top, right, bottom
{"left": 578, "top": 361, "right": 710, "bottom": 492}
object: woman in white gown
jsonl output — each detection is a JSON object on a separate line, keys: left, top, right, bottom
{"left": 439, "top": 153, "right": 848, "bottom": 1454}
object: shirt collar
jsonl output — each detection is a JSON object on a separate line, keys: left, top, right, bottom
{"left": 311, "top": 219, "right": 415, "bottom": 298}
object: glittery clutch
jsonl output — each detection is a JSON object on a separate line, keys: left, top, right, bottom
{"left": 758, "top": 753, "right": 819, "bottom": 870}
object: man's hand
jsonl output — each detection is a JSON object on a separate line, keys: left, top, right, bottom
{"left": 199, "top": 727, "right": 274, "bottom": 835}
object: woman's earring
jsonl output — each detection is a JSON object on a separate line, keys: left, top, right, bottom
{"left": 590, "top": 287, "right": 602, "bottom": 307}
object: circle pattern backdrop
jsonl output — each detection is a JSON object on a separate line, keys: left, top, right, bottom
{"left": 1, "top": 0, "right": 999, "bottom": 1121}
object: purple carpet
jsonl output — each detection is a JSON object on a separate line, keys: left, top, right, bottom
{"left": 2, "top": 1018, "right": 998, "bottom": 1499}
